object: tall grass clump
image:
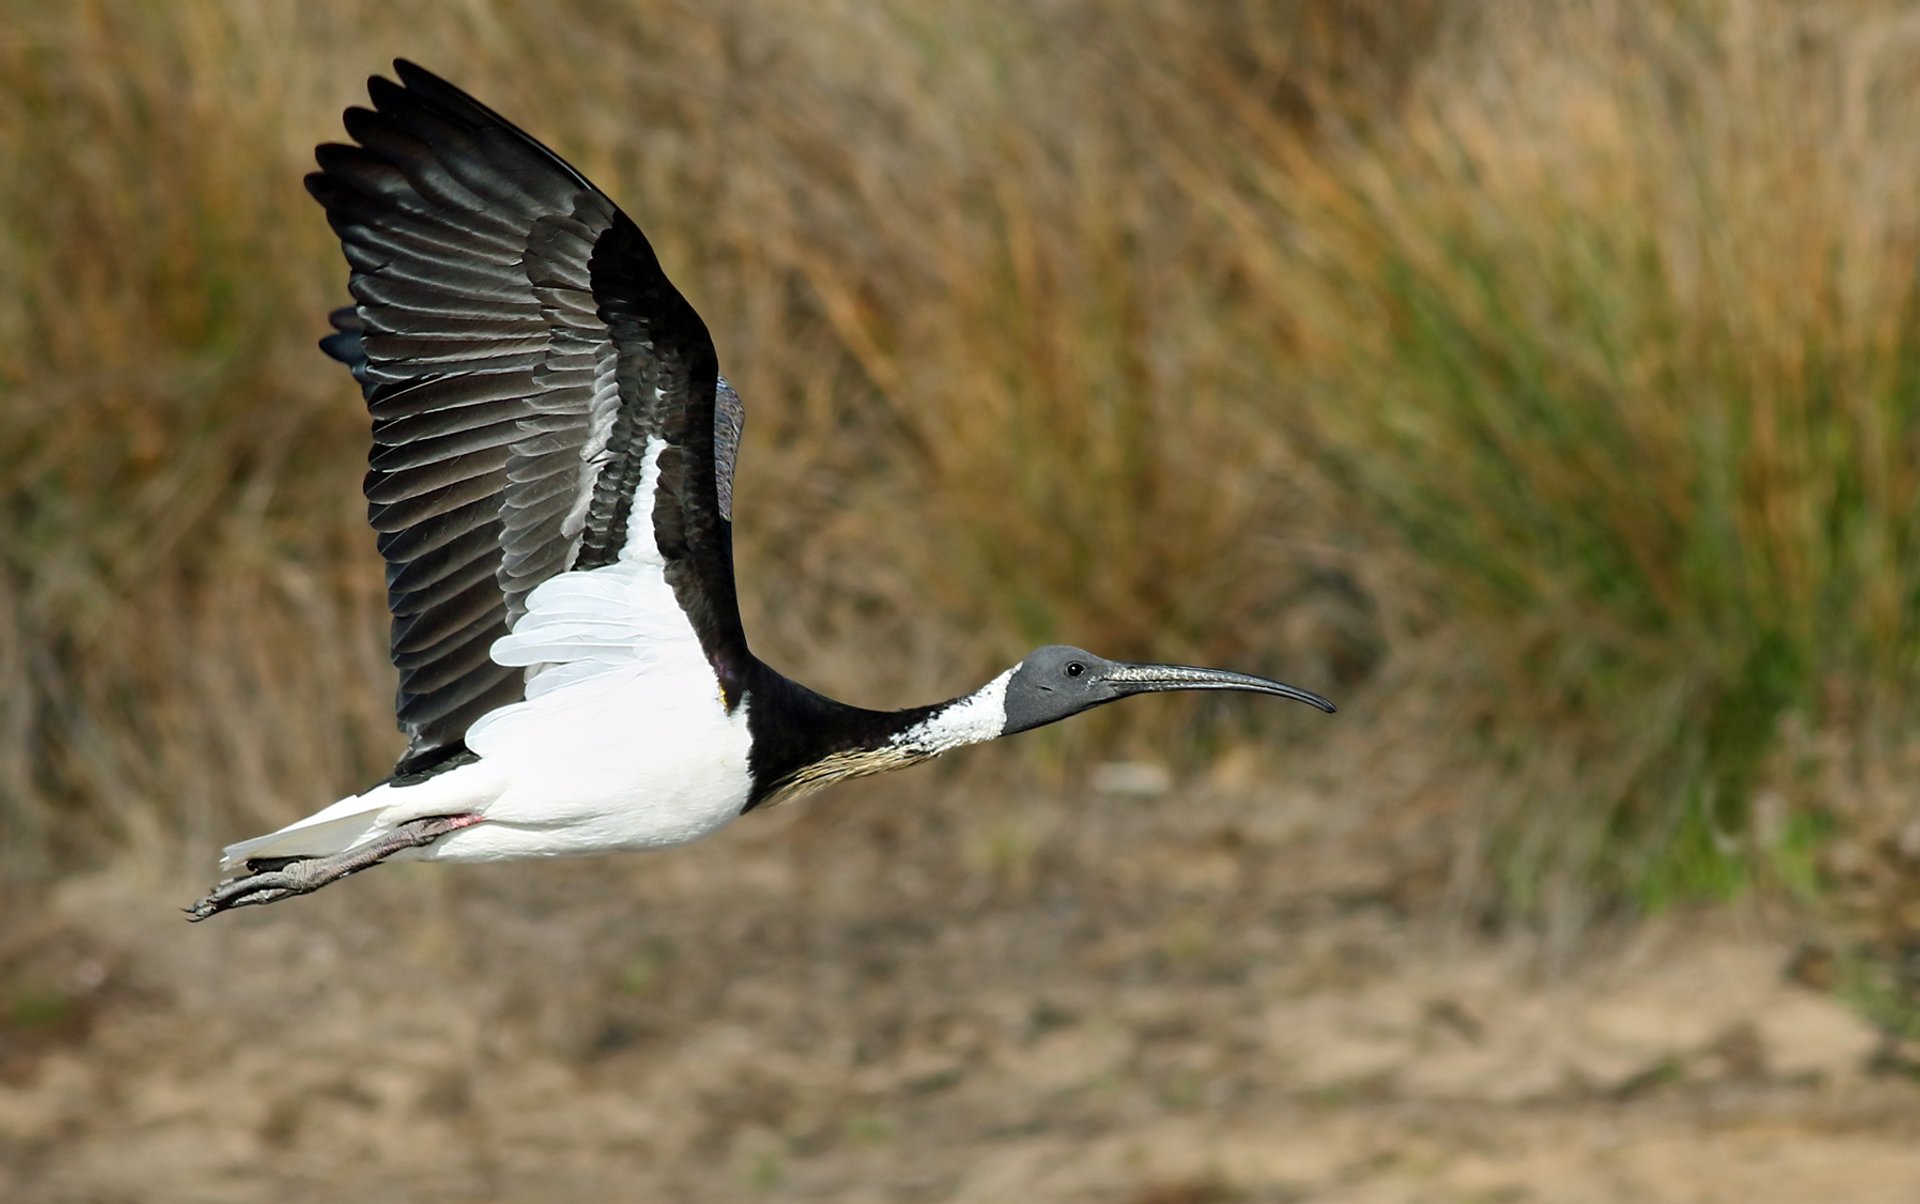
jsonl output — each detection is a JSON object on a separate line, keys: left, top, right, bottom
{"left": 1208, "top": 0, "right": 1920, "bottom": 926}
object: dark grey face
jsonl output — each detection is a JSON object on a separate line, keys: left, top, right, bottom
{"left": 1000, "top": 644, "right": 1336, "bottom": 737}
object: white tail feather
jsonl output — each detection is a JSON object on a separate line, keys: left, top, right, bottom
{"left": 218, "top": 758, "right": 502, "bottom": 871}
{"left": 219, "top": 793, "right": 391, "bottom": 870}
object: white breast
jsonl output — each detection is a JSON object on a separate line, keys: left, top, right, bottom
{"left": 418, "top": 666, "right": 753, "bottom": 862}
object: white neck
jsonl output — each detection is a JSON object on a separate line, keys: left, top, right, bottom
{"left": 890, "top": 667, "right": 1015, "bottom": 757}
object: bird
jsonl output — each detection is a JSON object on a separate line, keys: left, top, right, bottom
{"left": 185, "top": 60, "right": 1335, "bottom": 921}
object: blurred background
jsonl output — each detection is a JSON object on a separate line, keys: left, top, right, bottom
{"left": 5, "top": 1, "right": 1920, "bottom": 1200}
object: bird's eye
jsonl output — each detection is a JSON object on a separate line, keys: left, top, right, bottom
{"left": 1065, "top": 661, "right": 1085, "bottom": 678}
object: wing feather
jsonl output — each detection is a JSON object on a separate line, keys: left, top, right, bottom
{"left": 310, "top": 60, "right": 749, "bottom": 774}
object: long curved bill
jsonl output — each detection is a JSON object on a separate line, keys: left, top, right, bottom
{"left": 1107, "top": 663, "right": 1337, "bottom": 713}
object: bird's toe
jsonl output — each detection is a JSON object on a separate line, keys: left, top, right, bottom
{"left": 183, "top": 868, "right": 302, "bottom": 922}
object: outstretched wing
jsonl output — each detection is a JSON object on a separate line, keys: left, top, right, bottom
{"left": 308, "top": 59, "right": 750, "bottom": 776}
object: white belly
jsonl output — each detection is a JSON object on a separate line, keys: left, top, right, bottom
{"left": 417, "top": 664, "right": 755, "bottom": 863}
{"left": 220, "top": 480, "right": 759, "bottom": 873}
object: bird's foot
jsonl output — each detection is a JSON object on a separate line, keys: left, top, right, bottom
{"left": 183, "top": 813, "right": 482, "bottom": 922}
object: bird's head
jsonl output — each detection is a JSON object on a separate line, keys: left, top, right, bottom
{"left": 999, "top": 645, "right": 1336, "bottom": 737}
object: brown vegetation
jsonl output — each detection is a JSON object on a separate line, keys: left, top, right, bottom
{"left": 4, "top": 0, "right": 1919, "bottom": 928}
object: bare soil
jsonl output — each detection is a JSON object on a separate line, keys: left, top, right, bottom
{"left": 3, "top": 774, "right": 1915, "bottom": 1203}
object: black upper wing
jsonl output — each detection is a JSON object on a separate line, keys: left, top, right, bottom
{"left": 308, "top": 59, "right": 750, "bottom": 775}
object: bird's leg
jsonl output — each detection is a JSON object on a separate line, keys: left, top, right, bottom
{"left": 183, "top": 813, "right": 482, "bottom": 922}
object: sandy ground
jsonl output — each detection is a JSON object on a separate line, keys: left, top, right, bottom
{"left": 2, "top": 771, "right": 1916, "bottom": 1203}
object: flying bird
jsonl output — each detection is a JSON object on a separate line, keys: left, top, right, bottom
{"left": 186, "top": 61, "right": 1334, "bottom": 921}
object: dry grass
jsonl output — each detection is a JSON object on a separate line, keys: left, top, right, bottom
{"left": 4, "top": 0, "right": 1917, "bottom": 933}
{"left": 1201, "top": 0, "right": 1920, "bottom": 926}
